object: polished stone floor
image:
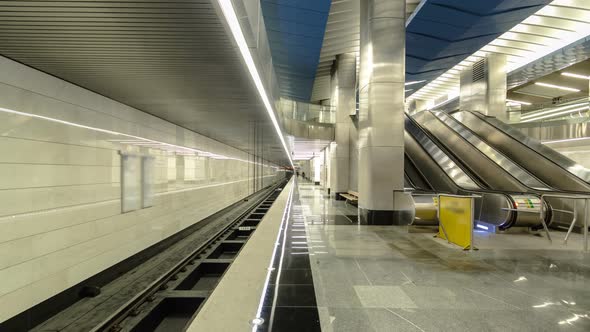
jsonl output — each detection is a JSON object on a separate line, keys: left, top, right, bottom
{"left": 294, "top": 181, "right": 590, "bottom": 332}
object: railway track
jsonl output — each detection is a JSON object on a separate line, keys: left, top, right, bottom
{"left": 81, "top": 180, "right": 288, "bottom": 332}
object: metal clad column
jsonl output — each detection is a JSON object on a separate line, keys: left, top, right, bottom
{"left": 460, "top": 54, "right": 508, "bottom": 121}
{"left": 487, "top": 54, "right": 508, "bottom": 121}
{"left": 329, "top": 54, "right": 357, "bottom": 198}
{"left": 358, "top": 0, "right": 412, "bottom": 224}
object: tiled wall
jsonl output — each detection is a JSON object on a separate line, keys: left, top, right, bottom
{"left": 0, "top": 56, "right": 280, "bottom": 323}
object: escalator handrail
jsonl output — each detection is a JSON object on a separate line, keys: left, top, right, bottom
{"left": 424, "top": 110, "right": 553, "bottom": 192}
{"left": 407, "top": 114, "right": 545, "bottom": 198}
{"left": 462, "top": 110, "right": 590, "bottom": 185}
{"left": 433, "top": 110, "right": 553, "bottom": 191}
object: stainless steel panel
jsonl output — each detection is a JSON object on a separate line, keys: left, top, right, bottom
{"left": 476, "top": 193, "right": 514, "bottom": 229}
{"left": 359, "top": 83, "right": 405, "bottom": 149}
{"left": 411, "top": 194, "right": 438, "bottom": 226}
{"left": 367, "top": 18, "right": 405, "bottom": 84}
{"left": 359, "top": 145, "right": 404, "bottom": 210}
{"left": 404, "top": 153, "right": 433, "bottom": 191}
{"left": 358, "top": 0, "right": 406, "bottom": 211}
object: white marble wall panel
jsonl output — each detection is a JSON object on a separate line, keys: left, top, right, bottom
{"left": 0, "top": 56, "right": 280, "bottom": 323}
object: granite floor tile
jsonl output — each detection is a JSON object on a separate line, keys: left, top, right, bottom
{"left": 294, "top": 181, "right": 590, "bottom": 331}
{"left": 354, "top": 285, "right": 418, "bottom": 309}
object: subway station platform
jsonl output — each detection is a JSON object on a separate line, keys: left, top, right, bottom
{"left": 275, "top": 180, "right": 590, "bottom": 331}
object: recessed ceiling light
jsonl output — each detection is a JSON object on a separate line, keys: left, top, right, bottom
{"left": 561, "top": 72, "right": 590, "bottom": 80}
{"left": 534, "top": 82, "right": 580, "bottom": 92}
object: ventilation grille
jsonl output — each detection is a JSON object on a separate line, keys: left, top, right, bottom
{"left": 472, "top": 59, "right": 486, "bottom": 83}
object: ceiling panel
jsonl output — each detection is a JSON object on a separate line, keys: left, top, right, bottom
{"left": 0, "top": 0, "right": 290, "bottom": 166}
{"left": 408, "top": 0, "right": 590, "bottom": 108}
{"left": 261, "top": 0, "right": 331, "bottom": 102}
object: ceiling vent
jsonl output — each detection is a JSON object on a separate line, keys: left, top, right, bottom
{"left": 472, "top": 59, "right": 486, "bottom": 83}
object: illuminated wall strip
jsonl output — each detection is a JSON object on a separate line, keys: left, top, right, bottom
{"left": 0, "top": 107, "right": 273, "bottom": 167}
{"left": 217, "top": 0, "right": 293, "bottom": 167}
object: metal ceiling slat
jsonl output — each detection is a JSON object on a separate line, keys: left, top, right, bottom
{"left": 0, "top": 0, "right": 290, "bottom": 165}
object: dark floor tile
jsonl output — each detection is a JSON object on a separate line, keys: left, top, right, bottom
{"left": 275, "top": 285, "right": 318, "bottom": 307}
{"left": 279, "top": 254, "right": 312, "bottom": 269}
{"left": 271, "top": 269, "right": 314, "bottom": 285}
{"left": 259, "top": 307, "right": 321, "bottom": 332}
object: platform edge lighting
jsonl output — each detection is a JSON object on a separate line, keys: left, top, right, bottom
{"left": 217, "top": 0, "right": 294, "bottom": 167}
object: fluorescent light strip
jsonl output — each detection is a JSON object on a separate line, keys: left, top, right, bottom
{"left": 405, "top": 80, "right": 426, "bottom": 86}
{"left": 217, "top": 0, "right": 293, "bottom": 167}
{"left": 506, "top": 99, "right": 531, "bottom": 106}
{"left": 562, "top": 72, "right": 590, "bottom": 80}
{"left": 534, "top": 82, "right": 580, "bottom": 92}
{"left": 521, "top": 102, "right": 586, "bottom": 120}
{"left": 522, "top": 105, "right": 589, "bottom": 122}
{"left": 543, "top": 137, "right": 590, "bottom": 144}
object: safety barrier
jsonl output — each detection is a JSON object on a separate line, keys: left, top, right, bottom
{"left": 436, "top": 194, "right": 479, "bottom": 251}
{"left": 540, "top": 193, "right": 590, "bottom": 252}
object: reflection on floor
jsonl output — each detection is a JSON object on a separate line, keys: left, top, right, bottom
{"left": 293, "top": 181, "right": 590, "bottom": 332}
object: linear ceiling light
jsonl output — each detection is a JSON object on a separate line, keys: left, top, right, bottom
{"left": 405, "top": 80, "right": 426, "bottom": 86}
{"left": 543, "top": 137, "right": 590, "bottom": 144}
{"left": 521, "top": 101, "right": 586, "bottom": 120}
{"left": 534, "top": 82, "right": 580, "bottom": 92}
{"left": 562, "top": 72, "right": 590, "bottom": 80}
{"left": 522, "top": 105, "right": 589, "bottom": 122}
{"left": 506, "top": 99, "right": 532, "bottom": 105}
{"left": 217, "top": 0, "right": 293, "bottom": 167}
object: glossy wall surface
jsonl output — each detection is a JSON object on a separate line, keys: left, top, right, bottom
{"left": 0, "top": 56, "right": 280, "bottom": 323}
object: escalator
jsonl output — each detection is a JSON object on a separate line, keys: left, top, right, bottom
{"left": 414, "top": 110, "right": 552, "bottom": 193}
{"left": 453, "top": 110, "right": 590, "bottom": 192}
{"left": 450, "top": 110, "right": 590, "bottom": 230}
{"left": 404, "top": 115, "right": 534, "bottom": 230}
{"left": 413, "top": 110, "right": 590, "bottom": 230}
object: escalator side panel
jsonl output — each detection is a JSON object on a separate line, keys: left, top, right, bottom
{"left": 404, "top": 154, "right": 433, "bottom": 191}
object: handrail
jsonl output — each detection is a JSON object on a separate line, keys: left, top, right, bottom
{"left": 540, "top": 193, "right": 590, "bottom": 251}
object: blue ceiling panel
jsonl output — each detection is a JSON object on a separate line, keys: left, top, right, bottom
{"left": 262, "top": 0, "right": 553, "bottom": 101}
{"left": 261, "top": 0, "right": 331, "bottom": 101}
{"left": 406, "top": 0, "right": 553, "bottom": 86}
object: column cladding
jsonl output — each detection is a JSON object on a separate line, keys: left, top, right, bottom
{"left": 358, "top": 0, "right": 413, "bottom": 224}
